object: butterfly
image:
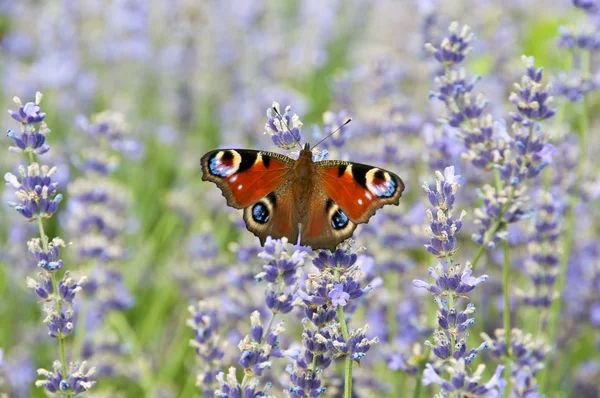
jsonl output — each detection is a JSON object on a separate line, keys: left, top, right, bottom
{"left": 201, "top": 139, "right": 405, "bottom": 250}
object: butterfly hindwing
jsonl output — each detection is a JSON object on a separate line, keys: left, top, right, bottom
{"left": 242, "top": 188, "right": 298, "bottom": 245}
{"left": 302, "top": 194, "right": 357, "bottom": 250}
{"left": 201, "top": 149, "right": 293, "bottom": 208}
{"left": 317, "top": 160, "right": 405, "bottom": 223}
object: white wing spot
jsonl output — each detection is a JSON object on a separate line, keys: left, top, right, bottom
{"left": 358, "top": 199, "right": 363, "bottom": 205}
{"left": 238, "top": 185, "right": 243, "bottom": 190}
{"left": 230, "top": 175, "right": 238, "bottom": 182}
{"left": 365, "top": 192, "right": 372, "bottom": 200}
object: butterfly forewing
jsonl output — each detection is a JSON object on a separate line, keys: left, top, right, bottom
{"left": 316, "top": 160, "right": 405, "bottom": 223}
{"left": 201, "top": 149, "right": 293, "bottom": 208}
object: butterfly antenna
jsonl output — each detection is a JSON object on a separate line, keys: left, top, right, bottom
{"left": 272, "top": 106, "right": 302, "bottom": 149}
{"left": 311, "top": 118, "right": 352, "bottom": 150}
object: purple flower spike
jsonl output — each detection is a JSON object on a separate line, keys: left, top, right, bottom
{"left": 264, "top": 102, "right": 304, "bottom": 151}
{"left": 36, "top": 361, "right": 96, "bottom": 395}
{"left": 425, "top": 22, "right": 474, "bottom": 67}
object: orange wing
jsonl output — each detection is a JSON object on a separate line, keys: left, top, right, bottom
{"left": 201, "top": 149, "right": 293, "bottom": 208}
{"left": 317, "top": 161, "right": 405, "bottom": 224}
{"left": 301, "top": 193, "right": 357, "bottom": 250}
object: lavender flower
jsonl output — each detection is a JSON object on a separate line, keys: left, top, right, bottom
{"left": 298, "top": 246, "right": 372, "bottom": 311}
{"left": 6, "top": 92, "right": 50, "bottom": 155}
{"left": 470, "top": 56, "right": 556, "bottom": 249}
{"left": 427, "top": 23, "right": 506, "bottom": 173}
{"left": 424, "top": 22, "right": 473, "bottom": 65}
{"left": 4, "top": 92, "right": 94, "bottom": 395}
{"left": 65, "top": 110, "right": 136, "bottom": 382}
{"left": 4, "top": 163, "right": 63, "bottom": 220}
{"left": 26, "top": 237, "right": 66, "bottom": 273}
{"left": 423, "top": 361, "right": 506, "bottom": 397}
{"left": 238, "top": 311, "right": 285, "bottom": 377}
{"left": 429, "top": 23, "right": 556, "bottom": 253}
{"left": 264, "top": 102, "right": 303, "bottom": 151}
{"left": 520, "top": 193, "right": 563, "bottom": 310}
{"left": 323, "top": 324, "right": 378, "bottom": 362}
{"left": 214, "top": 367, "right": 273, "bottom": 398}
{"left": 314, "top": 110, "right": 352, "bottom": 149}
{"left": 290, "top": 242, "right": 378, "bottom": 397}
{"left": 557, "top": 26, "right": 600, "bottom": 51}
{"left": 328, "top": 284, "right": 350, "bottom": 307}
{"left": 481, "top": 329, "right": 549, "bottom": 397}
{"left": 413, "top": 167, "right": 504, "bottom": 397}
{"left": 35, "top": 361, "right": 96, "bottom": 394}
{"left": 573, "top": 0, "right": 599, "bottom": 13}
{"left": 422, "top": 166, "right": 465, "bottom": 258}
{"left": 553, "top": 72, "right": 599, "bottom": 102}
{"left": 7, "top": 94, "right": 46, "bottom": 124}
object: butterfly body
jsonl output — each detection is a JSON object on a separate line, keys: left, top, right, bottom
{"left": 201, "top": 143, "right": 404, "bottom": 250}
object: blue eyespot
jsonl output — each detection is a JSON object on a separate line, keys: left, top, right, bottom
{"left": 331, "top": 209, "right": 349, "bottom": 230}
{"left": 381, "top": 179, "right": 396, "bottom": 197}
{"left": 209, "top": 157, "right": 220, "bottom": 175}
{"left": 252, "top": 203, "right": 269, "bottom": 224}
{"left": 209, "top": 151, "right": 237, "bottom": 177}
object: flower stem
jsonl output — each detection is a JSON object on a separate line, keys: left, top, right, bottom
{"left": 541, "top": 70, "right": 590, "bottom": 393}
{"left": 502, "top": 223, "right": 511, "bottom": 355}
{"left": 334, "top": 269, "right": 352, "bottom": 398}
{"left": 501, "top": 223, "right": 512, "bottom": 398}
{"left": 37, "top": 215, "right": 68, "bottom": 379}
{"left": 471, "top": 186, "right": 515, "bottom": 272}
{"left": 412, "top": 346, "right": 431, "bottom": 398}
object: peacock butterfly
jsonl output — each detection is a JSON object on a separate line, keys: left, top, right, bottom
{"left": 201, "top": 122, "right": 405, "bottom": 250}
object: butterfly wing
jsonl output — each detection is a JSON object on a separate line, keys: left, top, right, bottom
{"left": 241, "top": 187, "right": 299, "bottom": 245}
{"left": 316, "top": 160, "right": 405, "bottom": 224}
{"left": 301, "top": 193, "right": 357, "bottom": 250}
{"left": 201, "top": 149, "right": 299, "bottom": 244}
{"left": 201, "top": 149, "right": 294, "bottom": 208}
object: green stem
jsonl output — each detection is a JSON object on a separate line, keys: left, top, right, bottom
{"left": 412, "top": 346, "right": 431, "bottom": 398}
{"left": 38, "top": 216, "right": 68, "bottom": 379}
{"left": 541, "top": 51, "right": 591, "bottom": 394}
{"left": 502, "top": 223, "right": 511, "bottom": 355}
{"left": 471, "top": 187, "right": 515, "bottom": 272}
{"left": 503, "top": 355, "right": 512, "bottom": 398}
{"left": 501, "top": 223, "right": 512, "bottom": 398}
{"left": 471, "top": 245, "right": 486, "bottom": 270}
{"left": 343, "top": 341, "right": 353, "bottom": 398}
{"left": 334, "top": 269, "right": 352, "bottom": 398}
{"left": 108, "top": 312, "right": 153, "bottom": 395}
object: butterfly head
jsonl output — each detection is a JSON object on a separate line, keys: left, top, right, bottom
{"left": 297, "top": 143, "right": 313, "bottom": 160}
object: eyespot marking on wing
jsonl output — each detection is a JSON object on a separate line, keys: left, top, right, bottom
{"left": 252, "top": 202, "right": 270, "bottom": 224}
{"left": 366, "top": 168, "right": 397, "bottom": 198}
{"left": 331, "top": 208, "right": 349, "bottom": 230}
{"left": 250, "top": 192, "right": 277, "bottom": 225}
{"left": 208, "top": 150, "right": 242, "bottom": 177}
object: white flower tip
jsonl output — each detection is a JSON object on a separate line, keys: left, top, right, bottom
{"left": 424, "top": 43, "right": 436, "bottom": 52}
{"left": 4, "top": 172, "right": 20, "bottom": 188}
{"left": 271, "top": 102, "right": 281, "bottom": 114}
{"left": 35, "top": 91, "right": 43, "bottom": 105}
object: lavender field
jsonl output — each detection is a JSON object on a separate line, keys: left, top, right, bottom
{"left": 0, "top": 1, "right": 599, "bottom": 397}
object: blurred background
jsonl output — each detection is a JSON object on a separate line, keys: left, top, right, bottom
{"left": 0, "top": 0, "right": 598, "bottom": 397}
